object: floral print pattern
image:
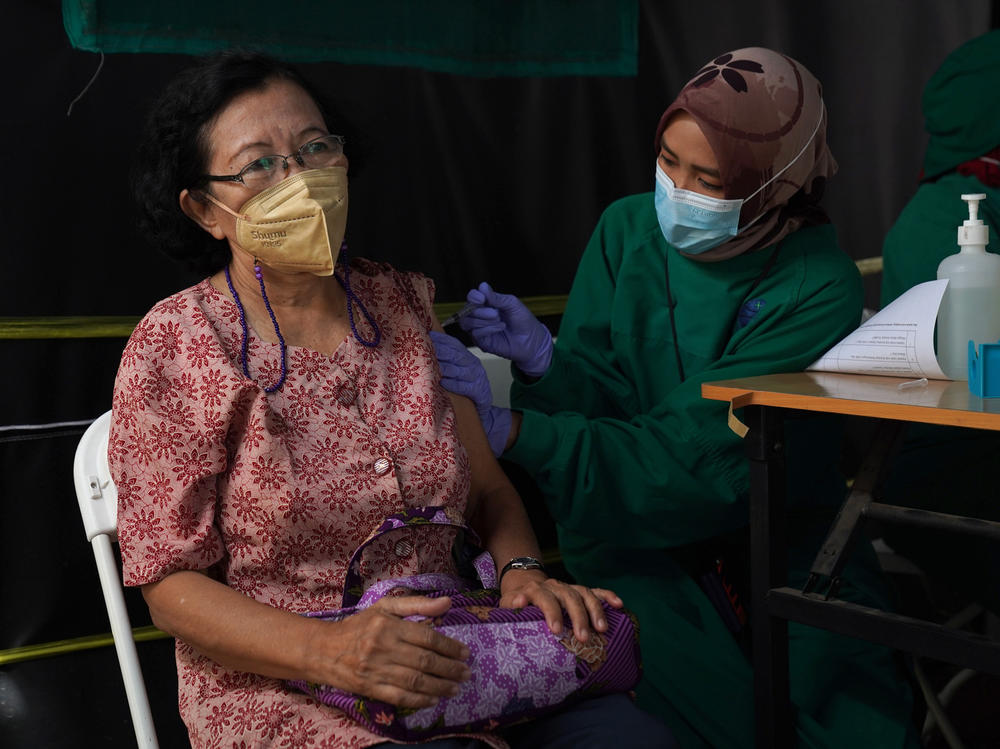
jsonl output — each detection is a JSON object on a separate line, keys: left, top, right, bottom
{"left": 292, "top": 570, "right": 643, "bottom": 743}
{"left": 110, "top": 260, "right": 503, "bottom": 748}
{"left": 691, "top": 52, "right": 765, "bottom": 93}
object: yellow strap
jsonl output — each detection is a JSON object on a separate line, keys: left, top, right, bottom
{"left": 726, "top": 392, "right": 755, "bottom": 438}
{"left": 0, "top": 295, "right": 570, "bottom": 341}
{"left": 0, "top": 316, "right": 142, "bottom": 339}
{"left": 854, "top": 256, "right": 883, "bottom": 277}
{"left": 0, "top": 625, "right": 169, "bottom": 666}
{"left": 5, "top": 261, "right": 880, "bottom": 339}
{"left": 435, "top": 294, "right": 569, "bottom": 323}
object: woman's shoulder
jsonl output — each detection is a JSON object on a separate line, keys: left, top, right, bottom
{"left": 589, "top": 192, "right": 661, "bottom": 258}
{"left": 891, "top": 174, "right": 1000, "bottom": 235}
{"left": 128, "top": 278, "right": 223, "bottom": 341}
{"left": 777, "top": 221, "right": 838, "bottom": 251}
{"left": 779, "top": 223, "right": 855, "bottom": 272}
{"left": 346, "top": 257, "right": 429, "bottom": 287}
{"left": 601, "top": 192, "right": 656, "bottom": 226}
{"left": 141, "top": 277, "right": 217, "bottom": 322}
{"left": 775, "top": 224, "right": 862, "bottom": 304}
{"left": 347, "top": 257, "right": 436, "bottom": 329}
{"left": 122, "top": 278, "right": 231, "bottom": 366}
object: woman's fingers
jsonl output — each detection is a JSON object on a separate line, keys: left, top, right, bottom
{"left": 527, "top": 585, "right": 568, "bottom": 637}
{"left": 547, "top": 582, "right": 593, "bottom": 641}
{"left": 333, "top": 586, "right": 626, "bottom": 710}
{"left": 326, "top": 596, "right": 471, "bottom": 707}
{"left": 363, "top": 663, "right": 466, "bottom": 709}
{"left": 578, "top": 587, "right": 609, "bottom": 633}
{"left": 374, "top": 596, "right": 470, "bottom": 659}
{"left": 500, "top": 580, "right": 628, "bottom": 641}
{"left": 356, "top": 634, "right": 470, "bottom": 705}
{"left": 376, "top": 592, "right": 451, "bottom": 616}
{"left": 394, "top": 626, "right": 472, "bottom": 682}
{"left": 566, "top": 585, "right": 628, "bottom": 633}
{"left": 501, "top": 578, "right": 583, "bottom": 639}
{"left": 397, "top": 638, "right": 470, "bottom": 682}
{"left": 587, "top": 586, "right": 623, "bottom": 608}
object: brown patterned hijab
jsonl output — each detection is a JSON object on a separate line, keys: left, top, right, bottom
{"left": 656, "top": 47, "right": 836, "bottom": 261}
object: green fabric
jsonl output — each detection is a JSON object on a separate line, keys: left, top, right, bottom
{"left": 881, "top": 173, "right": 1000, "bottom": 306}
{"left": 61, "top": 0, "right": 637, "bottom": 77}
{"left": 922, "top": 29, "right": 1000, "bottom": 179}
{"left": 508, "top": 194, "right": 919, "bottom": 747}
{"left": 609, "top": 526, "right": 917, "bottom": 749}
{"left": 880, "top": 175, "right": 1000, "bottom": 614}
{"left": 508, "top": 195, "right": 861, "bottom": 546}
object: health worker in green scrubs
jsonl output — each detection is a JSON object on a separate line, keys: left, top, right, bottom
{"left": 879, "top": 29, "right": 1000, "bottom": 614}
{"left": 881, "top": 29, "right": 1000, "bottom": 306}
{"left": 432, "top": 47, "right": 920, "bottom": 748}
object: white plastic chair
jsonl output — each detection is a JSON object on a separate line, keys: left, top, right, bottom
{"left": 72, "top": 410, "right": 159, "bottom": 748}
{"left": 64, "top": 351, "right": 504, "bottom": 748}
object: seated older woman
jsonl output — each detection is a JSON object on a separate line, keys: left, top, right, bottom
{"left": 112, "top": 51, "right": 673, "bottom": 748}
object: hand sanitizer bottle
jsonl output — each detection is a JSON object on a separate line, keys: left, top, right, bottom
{"left": 936, "top": 193, "right": 1000, "bottom": 380}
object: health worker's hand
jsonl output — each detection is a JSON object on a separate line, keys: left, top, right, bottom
{"left": 310, "top": 595, "right": 470, "bottom": 709}
{"left": 458, "top": 282, "right": 553, "bottom": 378}
{"left": 498, "top": 571, "right": 624, "bottom": 644}
{"left": 430, "top": 330, "right": 511, "bottom": 456}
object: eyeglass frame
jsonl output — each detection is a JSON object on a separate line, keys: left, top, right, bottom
{"left": 201, "top": 134, "right": 346, "bottom": 187}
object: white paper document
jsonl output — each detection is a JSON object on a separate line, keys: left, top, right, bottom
{"left": 808, "top": 279, "right": 948, "bottom": 379}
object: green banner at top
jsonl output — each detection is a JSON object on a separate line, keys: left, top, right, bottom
{"left": 62, "top": 0, "right": 637, "bottom": 77}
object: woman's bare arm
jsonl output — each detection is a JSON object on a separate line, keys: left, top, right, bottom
{"left": 432, "top": 321, "right": 621, "bottom": 641}
{"left": 142, "top": 569, "right": 470, "bottom": 708}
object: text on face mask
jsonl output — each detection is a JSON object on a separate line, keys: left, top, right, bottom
{"left": 251, "top": 229, "right": 287, "bottom": 247}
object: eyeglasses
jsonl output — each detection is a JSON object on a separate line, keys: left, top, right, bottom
{"left": 203, "top": 134, "right": 346, "bottom": 189}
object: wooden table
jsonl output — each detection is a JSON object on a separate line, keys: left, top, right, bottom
{"left": 702, "top": 371, "right": 1000, "bottom": 749}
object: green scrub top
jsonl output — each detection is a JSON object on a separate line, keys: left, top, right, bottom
{"left": 879, "top": 174, "right": 1000, "bottom": 615}
{"left": 881, "top": 173, "right": 1000, "bottom": 307}
{"left": 508, "top": 194, "right": 919, "bottom": 748}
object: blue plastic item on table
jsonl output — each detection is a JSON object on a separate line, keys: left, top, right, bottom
{"left": 968, "top": 339, "right": 1000, "bottom": 397}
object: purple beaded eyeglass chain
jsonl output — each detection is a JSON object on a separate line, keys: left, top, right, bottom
{"left": 335, "top": 246, "right": 381, "bottom": 349}
{"left": 225, "top": 262, "right": 287, "bottom": 393}
{"left": 224, "top": 242, "right": 381, "bottom": 392}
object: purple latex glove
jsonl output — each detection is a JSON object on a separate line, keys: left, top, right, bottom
{"left": 458, "top": 282, "right": 553, "bottom": 378}
{"left": 429, "top": 331, "right": 512, "bottom": 457}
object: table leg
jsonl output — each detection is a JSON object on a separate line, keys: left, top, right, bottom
{"left": 805, "top": 419, "right": 903, "bottom": 594}
{"left": 744, "top": 404, "right": 792, "bottom": 749}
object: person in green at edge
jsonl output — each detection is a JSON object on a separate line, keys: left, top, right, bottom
{"left": 879, "top": 29, "right": 1000, "bottom": 615}
{"left": 430, "top": 47, "right": 921, "bottom": 748}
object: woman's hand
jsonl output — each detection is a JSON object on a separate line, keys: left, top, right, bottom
{"left": 308, "top": 595, "right": 471, "bottom": 709}
{"left": 498, "top": 570, "right": 624, "bottom": 643}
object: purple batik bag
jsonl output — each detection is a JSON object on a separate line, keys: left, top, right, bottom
{"left": 286, "top": 506, "right": 642, "bottom": 741}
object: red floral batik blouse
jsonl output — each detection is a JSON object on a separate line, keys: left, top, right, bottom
{"left": 110, "top": 259, "right": 506, "bottom": 748}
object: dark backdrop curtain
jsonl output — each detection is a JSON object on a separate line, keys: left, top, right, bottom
{"left": 1, "top": 1, "right": 994, "bottom": 745}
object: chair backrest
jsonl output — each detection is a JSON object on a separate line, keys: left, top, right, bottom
{"left": 66, "top": 354, "right": 508, "bottom": 747}
{"left": 73, "top": 410, "right": 117, "bottom": 541}
{"left": 72, "top": 410, "right": 159, "bottom": 748}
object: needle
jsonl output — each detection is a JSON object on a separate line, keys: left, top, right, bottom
{"left": 441, "top": 302, "right": 477, "bottom": 328}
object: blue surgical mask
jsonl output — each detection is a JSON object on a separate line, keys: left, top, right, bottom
{"left": 653, "top": 165, "right": 743, "bottom": 254}
{"left": 653, "top": 106, "right": 825, "bottom": 254}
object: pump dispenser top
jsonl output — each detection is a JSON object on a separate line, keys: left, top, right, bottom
{"left": 957, "top": 193, "right": 989, "bottom": 250}
{"left": 936, "top": 192, "right": 1000, "bottom": 380}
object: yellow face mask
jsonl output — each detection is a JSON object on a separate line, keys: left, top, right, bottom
{"left": 205, "top": 166, "right": 348, "bottom": 276}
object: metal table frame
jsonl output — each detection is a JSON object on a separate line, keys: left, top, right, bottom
{"left": 703, "top": 372, "right": 1000, "bottom": 749}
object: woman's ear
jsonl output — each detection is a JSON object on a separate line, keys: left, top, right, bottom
{"left": 179, "top": 189, "right": 228, "bottom": 240}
